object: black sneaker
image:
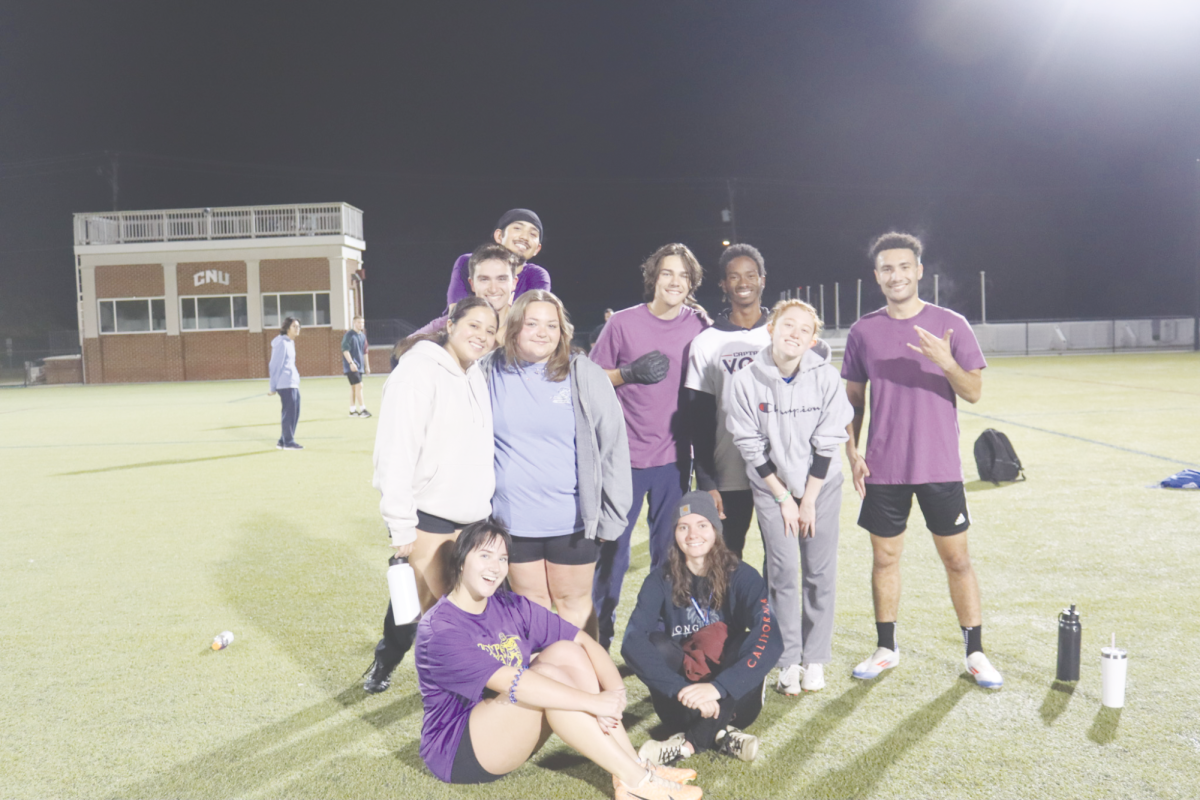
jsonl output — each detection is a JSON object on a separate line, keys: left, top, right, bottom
{"left": 283, "top": 442, "right": 304, "bottom": 450}
{"left": 362, "top": 640, "right": 401, "bottom": 694}
{"left": 358, "top": 409, "right": 372, "bottom": 418}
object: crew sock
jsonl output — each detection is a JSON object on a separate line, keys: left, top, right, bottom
{"left": 876, "top": 621, "right": 897, "bottom": 652}
{"left": 961, "top": 625, "right": 983, "bottom": 656}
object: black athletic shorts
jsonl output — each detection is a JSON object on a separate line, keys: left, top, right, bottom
{"left": 449, "top": 721, "right": 505, "bottom": 784}
{"left": 416, "top": 510, "right": 458, "bottom": 535}
{"left": 509, "top": 531, "right": 600, "bottom": 565}
{"left": 345, "top": 371, "right": 363, "bottom": 386}
{"left": 858, "top": 482, "right": 970, "bottom": 538}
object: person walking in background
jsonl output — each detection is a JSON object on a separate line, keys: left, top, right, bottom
{"left": 445, "top": 209, "right": 550, "bottom": 309}
{"left": 841, "top": 231, "right": 1002, "bottom": 689}
{"left": 623, "top": 491, "right": 781, "bottom": 767}
{"left": 684, "top": 243, "right": 772, "bottom": 558}
{"left": 414, "top": 519, "right": 702, "bottom": 800}
{"left": 268, "top": 317, "right": 303, "bottom": 451}
{"left": 342, "top": 314, "right": 371, "bottom": 418}
{"left": 727, "top": 300, "right": 852, "bottom": 695}
{"left": 477, "top": 291, "right": 631, "bottom": 634}
{"left": 362, "top": 296, "right": 500, "bottom": 694}
{"left": 589, "top": 307, "right": 614, "bottom": 351}
{"left": 588, "top": 243, "right": 709, "bottom": 650}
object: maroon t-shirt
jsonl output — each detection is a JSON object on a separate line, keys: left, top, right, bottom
{"left": 840, "top": 303, "right": 986, "bottom": 484}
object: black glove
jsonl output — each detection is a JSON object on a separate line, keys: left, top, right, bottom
{"left": 619, "top": 350, "right": 670, "bottom": 385}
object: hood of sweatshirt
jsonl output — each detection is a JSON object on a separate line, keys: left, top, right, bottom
{"left": 747, "top": 337, "right": 832, "bottom": 380}
{"left": 711, "top": 307, "right": 771, "bottom": 333}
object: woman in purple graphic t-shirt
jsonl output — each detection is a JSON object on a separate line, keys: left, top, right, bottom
{"left": 413, "top": 519, "right": 703, "bottom": 799}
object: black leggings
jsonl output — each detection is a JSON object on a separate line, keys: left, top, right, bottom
{"left": 646, "top": 631, "right": 764, "bottom": 752}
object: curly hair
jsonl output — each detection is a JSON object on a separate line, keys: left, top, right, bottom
{"left": 640, "top": 243, "right": 704, "bottom": 307}
{"left": 868, "top": 231, "right": 923, "bottom": 262}
{"left": 666, "top": 525, "right": 740, "bottom": 611}
{"left": 717, "top": 243, "right": 765, "bottom": 278}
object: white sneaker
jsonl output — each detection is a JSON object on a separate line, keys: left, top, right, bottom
{"left": 966, "top": 651, "right": 1003, "bottom": 689}
{"left": 800, "top": 662, "right": 825, "bottom": 692}
{"left": 852, "top": 647, "right": 900, "bottom": 680}
{"left": 638, "top": 732, "right": 691, "bottom": 766}
{"left": 776, "top": 663, "right": 803, "bottom": 695}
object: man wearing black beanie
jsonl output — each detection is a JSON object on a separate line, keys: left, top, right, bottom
{"left": 444, "top": 208, "right": 550, "bottom": 308}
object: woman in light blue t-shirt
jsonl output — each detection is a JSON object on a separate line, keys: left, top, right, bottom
{"left": 478, "top": 290, "right": 632, "bottom": 634}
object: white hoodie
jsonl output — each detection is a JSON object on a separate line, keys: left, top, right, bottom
{"left": 726, "top": 340, "right": 853, "bottom": 498}
{"left": 373, "top": 340, "right": 494, "bottom": 545}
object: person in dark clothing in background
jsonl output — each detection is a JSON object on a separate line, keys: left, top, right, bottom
{"left": 342, "top": 314, "right": 371, "bottom": 417}
{"left": 622, "top": 491, "right": 782, "bottom": 767}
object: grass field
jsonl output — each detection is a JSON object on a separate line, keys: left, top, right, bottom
{"left": 3, "top": 352, "right": 1199, "bottom": 800}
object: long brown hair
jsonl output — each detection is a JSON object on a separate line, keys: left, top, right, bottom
{"left": 667, "top": 526, "right": 739, "bottom": 611}
{"left": 498, "top": 290, "right": 575, "bottom": 382}
{"left": 392, "top": 296, "right": 497, "bottom": 362}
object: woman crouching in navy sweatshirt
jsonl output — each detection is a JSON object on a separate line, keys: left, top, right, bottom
{"left": 622, "top": 491, "right": 782, "bottom": 767}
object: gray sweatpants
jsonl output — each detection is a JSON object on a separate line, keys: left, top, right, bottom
{"left": 752, "top": 471, "right": 843, "bottom": 667}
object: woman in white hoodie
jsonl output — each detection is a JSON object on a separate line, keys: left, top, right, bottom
{"left": 363, "top": 295, "right": 500, "bottom": 693}
{"left": 726, "top": 299, "right": 853, "bottom": 696}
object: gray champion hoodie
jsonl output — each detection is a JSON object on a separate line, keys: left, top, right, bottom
{"left": 726, "top": 340, "right": 853, "bottom": 498}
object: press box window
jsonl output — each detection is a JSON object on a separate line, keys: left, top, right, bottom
{"left": 262, "top": 292, "right": 330, "bottom": 328}
{"left": 98, "top": 298, "right": 166, "bottom": 334}
{"left": 180, "top": 295, "right": 249, "bottom": 330}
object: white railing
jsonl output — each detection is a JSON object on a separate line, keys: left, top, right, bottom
{"left": 974, "top": 318, "right": 1196, "bottom": 355}
{"left": 74, "top": 203, "right": 364, "bottom": 246}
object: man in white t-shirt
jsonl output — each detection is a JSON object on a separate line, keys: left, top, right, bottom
{"left": 684, "top": 244, "right": 772, "bottom": 557}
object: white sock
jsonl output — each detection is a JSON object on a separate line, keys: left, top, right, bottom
{"left": 350, "top": 406, "right": 357, "bottom": 413}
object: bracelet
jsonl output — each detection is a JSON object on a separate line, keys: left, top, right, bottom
{"left": 508, "top": 666, "right": 526, "bottom": 704}
{"left": 773, "top": 491, "right": 790, "bottom": 504}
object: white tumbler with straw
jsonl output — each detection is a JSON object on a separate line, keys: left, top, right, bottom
{"left": 1101, "top": 633, "right": 1127, "bottom": 708}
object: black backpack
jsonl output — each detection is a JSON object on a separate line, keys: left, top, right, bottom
{"left": 974, "top": 429, "right": 1025, "bottom": 484}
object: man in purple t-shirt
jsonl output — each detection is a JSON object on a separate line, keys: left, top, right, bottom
{"left": 445, "top": 209, "right": 550, "bottom": 309}
{"left": 841, "top": 231, "right": 1003, "bottom": 690}
{"left": 588, "top": 243, "right": 708, "bottom": 649}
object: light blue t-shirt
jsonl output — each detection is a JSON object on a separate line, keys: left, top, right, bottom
{"left": 490, "top": 362, "right": 583, "bottom": 538}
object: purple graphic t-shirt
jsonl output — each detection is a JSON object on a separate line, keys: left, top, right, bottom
{"left": 415, "top": 591, "right": 578, "bottom": 783}
{"left": 840, "top": 303, "right": 986, "bottom": 484}
{"left": 589, "top": 304, "right": 707, "bottom": 469}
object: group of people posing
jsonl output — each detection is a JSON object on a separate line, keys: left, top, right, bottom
{"left": 362, "top": 208, "right": 1002, "bottom": 800}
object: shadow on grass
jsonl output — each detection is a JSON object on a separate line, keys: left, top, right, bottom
{"left": 802, "top": 679, "right": 971, "bottom": 798}
{"left": 768, "top": 679, "right": 882, "bottom": 778}
{"left": 1039, "top": 680, "right": 1076, "bottom": 725}
{"left": 964, "top": 480, "right": 1015, "bottom": 493}
{"left": 1088, "top": 706, "right": 1122, "bottom": 744}
{"left": 56, "top": 449, "right": 276, "bottom": 475}
{"left": 109, "top": 687, "right": 422, "bottom": 799}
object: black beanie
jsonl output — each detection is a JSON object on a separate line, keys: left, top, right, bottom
{"left": 673, "top": 490, "right": 724, "bottom": 536}
{"left": 495, "top": 208, "right": 543, "bottom": 242}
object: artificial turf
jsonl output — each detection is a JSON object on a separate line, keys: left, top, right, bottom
{"left": 2, "top": 351, "right": 1198, "bottom": 799}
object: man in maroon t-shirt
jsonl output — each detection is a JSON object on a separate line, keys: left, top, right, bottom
{"left": 841, "top": 231, "right": 1002, "bottom": 689}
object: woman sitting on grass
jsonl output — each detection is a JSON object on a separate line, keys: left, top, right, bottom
{"left": 414, "top": 518, "right": 703, "bottom": 800}
{"left": 622, "top": 491, "right": 782, "bottom": 766}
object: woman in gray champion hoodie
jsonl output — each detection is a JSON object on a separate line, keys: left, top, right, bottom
{"left": 726, "top": 299, "right": 853, "bottom": 695}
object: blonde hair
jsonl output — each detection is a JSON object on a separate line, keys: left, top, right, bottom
{"left": 767, "top": 298, "right": 824, "bottom": 334}
{"left": 501, "top": 290, "right": 575, "bottom": 382}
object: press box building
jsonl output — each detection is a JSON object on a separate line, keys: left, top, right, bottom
{"left": 71, "top": 203, "right": 366, "bottom": 384}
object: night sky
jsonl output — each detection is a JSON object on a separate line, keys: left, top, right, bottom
{"left": 3, "top": 1, "right": 1200, "bottom": 340}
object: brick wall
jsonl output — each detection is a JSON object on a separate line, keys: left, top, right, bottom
{"left": 83, "top": 338, "right": 103, "bottom": 383}
{"left": 182, "top": 330, "right": 256, "bottom": 381}
{"left": 368, "top": 346, "right": 393, "bottom": 373}
{"left": 44, "top": 355, "right": 83, "bottom": 384}
{"left": 99, "top": 334, "right": 170, "bottom": 383}
{"left": 95, "top": 264, "right": 163, "bottom": 298}
{"left": 261, "top": 258, "right": 330, "bottom": 291}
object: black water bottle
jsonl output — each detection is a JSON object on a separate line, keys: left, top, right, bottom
{"left": 1056, "top": 604, "right": 1081, "bottom": 681}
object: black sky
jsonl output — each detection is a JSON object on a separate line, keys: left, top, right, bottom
{"left": 3, "top": 0, "right": 1200, "bottom": 337}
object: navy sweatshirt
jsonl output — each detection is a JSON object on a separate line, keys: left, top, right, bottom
{"left": 621, "top": 561, "right": 782, "bottom": 700}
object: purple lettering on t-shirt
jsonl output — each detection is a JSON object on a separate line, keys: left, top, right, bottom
{"left": 415, "top": 592, "right": 578, "bottom": 783}
{"left": 588, "top": 305, "right": 707, "bottom": 469}
{"left": 840, "top": 304, "right": 986, "bottom": 484}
